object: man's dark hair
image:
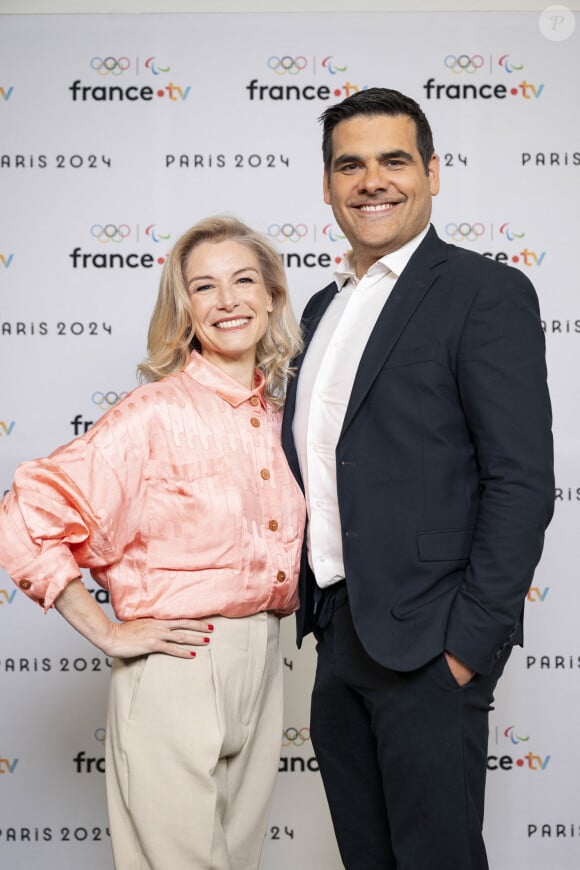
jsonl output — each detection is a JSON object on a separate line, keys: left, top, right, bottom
{"left": 319, "top": 87, "right": 435, "bottom": 175}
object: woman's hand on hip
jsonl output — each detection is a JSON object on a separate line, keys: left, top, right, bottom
{"left": 106, "top": 618, "right": 214, "bottom": 659}
{"left": 54, "top": 579, "right": 213, "bottom": 659}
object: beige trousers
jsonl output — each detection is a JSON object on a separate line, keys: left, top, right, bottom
{"left": 105, "top": 612, "right": 282, "bottom": 870}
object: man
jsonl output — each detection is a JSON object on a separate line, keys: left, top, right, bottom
{"left": 281, "top": 88, "right": 554, "bottom": 869}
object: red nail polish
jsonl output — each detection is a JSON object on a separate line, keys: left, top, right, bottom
{"left": 190, "top": 651, "right": 196, "bottom": 657}
{"left": 204, "top": 637, "right": 210, "bottom": 644}
{"left": 207, "top": 624, "right": 214, "bottom": 631}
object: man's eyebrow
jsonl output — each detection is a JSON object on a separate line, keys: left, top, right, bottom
{"left": 332, "top": 153, "right": 361, "bottom": 170}
{"left": 380, "top": 149, "right": 415, "bottom": 162}
{"left": 332, "top": 149, "right": 415, "bottom": 169}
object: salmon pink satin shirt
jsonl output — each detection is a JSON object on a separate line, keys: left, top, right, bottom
{"left": 0, "top": 353, "right": 306, "bottom": 621}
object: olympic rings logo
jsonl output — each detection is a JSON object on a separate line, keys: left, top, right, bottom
{"left": 267, "top": 56, "right": 307, "bottom": 75}
{"left": 322, "top": 224, "right": 346, "bottom": 243}
{"left": 90, "top": 56, "right": 131, "bottom": 76}
{"left": 444, "top": 54, "right": 484, "bottom": 74}
{"left": 92, "top": 391, "right": 128, "bottom": 410}
{"left": 282, "top": 727, "right": 310, "bottom": 747}
{"left": 322, "top": 56, "right": 348, "bottom": 75}
{"left": 445, "top": 222, "right": 485, "bottom": 242}
{"left": 268, "top": 223, "right": 308, "bottom": 243}
{"left": 90, "top": 224, "right": 131, "bottom": 244}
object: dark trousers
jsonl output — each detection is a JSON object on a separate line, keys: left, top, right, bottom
{"left": 310, "top": 585, "right": 510, "bottom": 870}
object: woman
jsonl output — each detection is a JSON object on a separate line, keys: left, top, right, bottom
{"left": 0, "top": 216, "right": 306, "bottom": 870}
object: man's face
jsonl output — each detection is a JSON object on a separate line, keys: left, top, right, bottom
{"left": 323, "top": 113, "right": 440, "bottom": 277}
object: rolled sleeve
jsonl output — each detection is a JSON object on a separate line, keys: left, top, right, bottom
{"left": 0, "top": 439, "right": 127, "bottom": 611}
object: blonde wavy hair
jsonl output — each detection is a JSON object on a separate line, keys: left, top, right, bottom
{"left": 138, "top": 216, "right": 302, "bottom": 407}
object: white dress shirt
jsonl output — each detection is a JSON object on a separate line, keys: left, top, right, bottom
{"left": 293, "top": 228, "right": 429, "bottom": 588}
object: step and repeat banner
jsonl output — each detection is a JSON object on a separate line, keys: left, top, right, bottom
{"left": 0, "top": 9, "right": 578, "bottom": 869}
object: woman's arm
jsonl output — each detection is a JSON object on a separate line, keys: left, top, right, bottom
{"left": 55, "top": 579, "right": 213, "bottom": 658}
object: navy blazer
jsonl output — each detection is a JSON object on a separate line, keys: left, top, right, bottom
{"left": 282, "top": 226, "right": 554, "bottom": 675}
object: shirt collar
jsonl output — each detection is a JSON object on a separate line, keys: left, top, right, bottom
{"left": 183, "top": 351, "right": 267, "bottom": 408}
{"left": 333, "top": 224, "right": 431, "bottom": 290}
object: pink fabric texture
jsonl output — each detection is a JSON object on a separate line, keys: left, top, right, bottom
{"left": 0, "top": 352, "right": 305, "bottom": 620}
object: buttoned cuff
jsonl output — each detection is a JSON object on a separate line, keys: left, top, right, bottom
{"left": 11, "top": 543, "right": 83, "bottom": 612}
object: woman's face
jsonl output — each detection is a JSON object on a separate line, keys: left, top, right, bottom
{"left": 184, "top": 239, "right": 273, "bottom": 378}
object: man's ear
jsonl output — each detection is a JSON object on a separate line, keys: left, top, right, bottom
{"left": 428, "top": 154, "right": 440, "bottom": 197}
{"left": 323, "top": 171, "right": 331, "bottom": 205}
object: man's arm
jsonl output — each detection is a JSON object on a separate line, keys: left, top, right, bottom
{"left": 445, "top": 264, "right": 554, "bottom": 675}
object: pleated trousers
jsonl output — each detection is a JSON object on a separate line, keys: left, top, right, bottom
{"left": 105, "top": 612, "right": 282, "bottom": 870}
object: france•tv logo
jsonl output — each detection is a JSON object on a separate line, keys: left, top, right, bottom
{"left": 246, "top": 53, "right": 367, "bottom": 102}
{"left": 487, "top": 725, "right": 551, "bottom": 772}
{"left": 69, "top": 223, "right": 171, "bottom": 270}
{"left": 444, "top": 220, "right": 545, "bottom": 268}
{"left": 69, "top": 55, "right": 190, "bottom": 103}
{"left": 423, "top": 51, "right": 543, "bottom": 101}
{"left": 0, "top": 86, "right": 14, "bottom": 101}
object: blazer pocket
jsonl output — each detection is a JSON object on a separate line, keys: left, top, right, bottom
{"left": 417, "top": 528, "right": 473, "bottom": 562}
{"left": 383, "top": 341, "right": 442, "bottom": 369}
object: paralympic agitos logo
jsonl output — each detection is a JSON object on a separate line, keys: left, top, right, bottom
{"left": 246, "top": 54, "right": 367, "bottom": 102}
{"left": 69, "top": 223, "right": 171, "bottom": 270}
{"left": 69, "top": 55, "right": 190, "bottom": 103}
{"left": 423, "top": 52, "right": 544, "bottom": 102}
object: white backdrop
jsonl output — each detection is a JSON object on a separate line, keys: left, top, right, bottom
{"left": 0, "top": 10, "right": 579, "bottom": 869}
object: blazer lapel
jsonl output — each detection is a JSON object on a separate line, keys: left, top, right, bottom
{"left": 340, "top": 228, "right": 448, "bottom": 438}
{"left": 282, "top": 280, "right": 339, "bottom": 483}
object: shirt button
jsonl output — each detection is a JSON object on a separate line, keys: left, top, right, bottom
{"left": 19, "top": 579, "right": 32, "bottom": 590}
{"left": 250, "top": 417, "right": 261, "bottom": 428}
{"left": 260, "top": 469, "right": 271, "bottom": 480}
{"left": 268, "top": 519, "right": 279, "bottom": 531}
{"left": 276, "top": 570, "right": 286, "bottom": 583}
{"left": 249, "top": 396, "right": 260, "bottom": 406}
